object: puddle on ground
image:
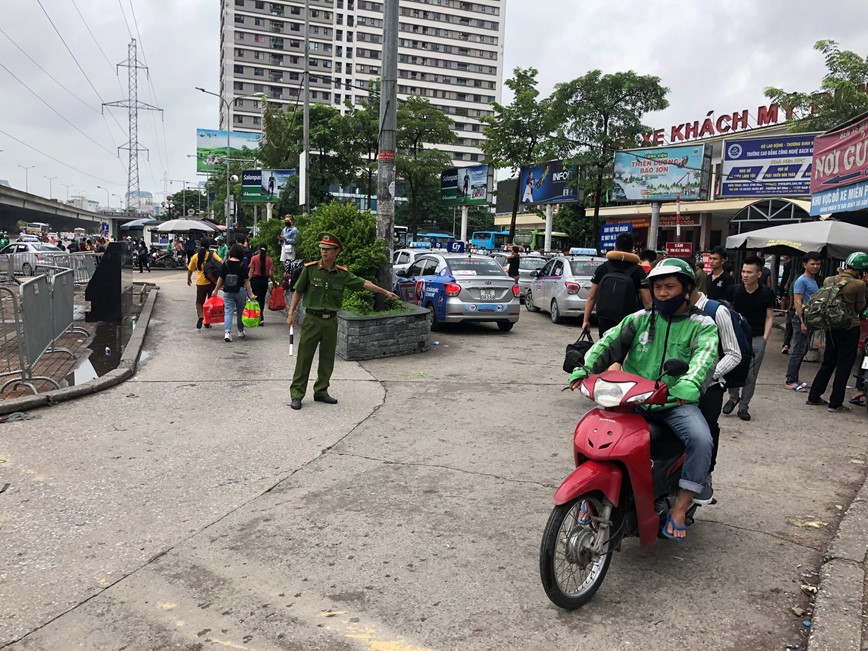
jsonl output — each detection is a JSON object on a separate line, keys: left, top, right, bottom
{"left": 60, "top": 317, "right": 137, "bottom": 388}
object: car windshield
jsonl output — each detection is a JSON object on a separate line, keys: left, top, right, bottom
{"left": 569, "top": 260, "right": 599, "bottom": 276}
{"left": 448, "top": 258, "right": 506, "bottom": 276}
{"left": 520, "top": 257, "right": 547, "bottom": 270}
{"left": 33, "top": 244, "right": 61, "bottom": 252}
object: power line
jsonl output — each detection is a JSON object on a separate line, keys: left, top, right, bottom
{"left": 116, "top": 0, "right": 133, "bottom": 38}
{"left": 70, "top": 0, "right": 127, "bottom": 98}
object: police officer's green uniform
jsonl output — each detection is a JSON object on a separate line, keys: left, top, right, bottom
{"left": 290, "top": 233, "right": 366, "bottom": 401}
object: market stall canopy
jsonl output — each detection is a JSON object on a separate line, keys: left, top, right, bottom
{"left": 119, "top": 218, "right": 160, "bottom": 231}
{"left": 726, "top": 220, "right": 868, "bottom": 258}
{"left": 153, "top": 219, "right": 220, "bottom": 234}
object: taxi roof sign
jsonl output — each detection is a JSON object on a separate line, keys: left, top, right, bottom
{"left": 569, "top": 247, "right": 598, "bottom": 256}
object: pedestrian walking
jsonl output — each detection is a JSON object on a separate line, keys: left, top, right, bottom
{"left": 248, "top": 243, "right": 276, "bottom": 323}
{"left": 212, "top": 244, "right": 255, "bottom": 342}
{"left": 136, "top": 239, "right": 150, "bottom": 273}
{"left": 851, "top": 279, "right": 868, "bottom": 406}
{"left": 216, "top": 236, "right": 229, "bottom": 260}
{"left": 187, "top": 238, "right": 222, "bottom": 330}
{"left": 286, "top": 232, "right": 399, "bottom": 410}
{"left": 279, "top": 215, "right": 299, "bottom": 273}
{"left": 706, "top": 246, "right": 734, "bottom": 301}
{"left": 806, "top": 252, "right": 868, "bottom": 413}
{"left": 784, "top": 252, "right": 822, "bottom": 390}
{"left": 505, "top": 246, "right": 520, "bottom": 283}
{"left": 722, "top": 256, "right": 776, "bottom": 421}
{"left": 184, "top": 234, "right": 196, "bottom": 263}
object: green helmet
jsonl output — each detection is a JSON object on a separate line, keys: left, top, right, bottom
{"left": 845, "top": 251, "right": 868, "bottom": 271}
{"left": 646, "top": 257, "right": 696, "bottom": 287}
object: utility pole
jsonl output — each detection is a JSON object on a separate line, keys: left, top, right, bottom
{"left": 104, "top": 39, "right": 163, "bottom": 212}
{"left": 375, "top": 0, "right": 398, "bottom": 306}
{"left": 17, "top": 165, "right": 34, "bottom": 193}
{"left": 61, "top": 183, "right": 73, "bottom": 201}
{"left": 301, "top": 0, "right": 310, "bottom": 216}
{"left": 44, "top": 175, "right": 57, "bottom": 199}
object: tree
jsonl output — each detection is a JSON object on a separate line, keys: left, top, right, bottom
{"left": 396, "top": 96, "right": 457, "bottom": 237}
{"left": 553, "top": 203, "right": 593, "bottom": 248}
{"left": 481, "top": 67, "right": 559, "bottom": 241}
{"left": 553, "top": 70, "right": 669, "bottom": 249}
{"left": 168, "top": 188, "right": 206, "bottom": 218}
{"left": 765, "top": 40, "right": 868, "bottom": 133}
{"left": 338, "top": 81, "right": 381, "bottom": 210}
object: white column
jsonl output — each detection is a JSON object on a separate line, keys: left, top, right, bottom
{"left": 544, "top": 204, "right": 554, "bottom": 252}
{"left": 649, "top": 201, "right": 661, "bottom": 250}
{"left": 460, "top": 205, "right": 468, "bottom": 244}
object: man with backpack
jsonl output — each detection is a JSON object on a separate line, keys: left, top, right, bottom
{"left": 805, "top": 252, "right": 868, "bottom": 413}
{"left": 581, "top": 232, "right": 650, "bottom": 337}
{"left": 784, "top": 252, "right": 822, "bottom": 391}
{"left": 722, "top": 256, "right": 776, "bottom": 421}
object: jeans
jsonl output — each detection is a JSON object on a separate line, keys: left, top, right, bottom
{"left": 697, "top": 384, "right": 725, "bottom": 474}
{"left": 729, "top": 336, "right": 766, "bottom": 409}
{"left": 643, "top": 404, "right": 713, "bottom": 494}
{"left": 808, "top": 326, "right": 860, "bottom": 408}
{"left": 223, "top": 290, "right": 246, "bottom": 333}
{"left": 783, "top": 310, "right": 794, "bottom": 347}
{"left": 785, "top": 315, "right": 810, "bottom": 384}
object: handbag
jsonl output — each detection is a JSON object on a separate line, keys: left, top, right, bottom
{"left": 241, "top": 299, "right": 262, "bottom": 328}
{"left": 268, "top": 286, "right": 287, "bottom": 311}
{"left": 203, "top": 295, "right": 224, "bottom": 326}
{"left": 563, "top": 330, "right": 595, "bottom": 374}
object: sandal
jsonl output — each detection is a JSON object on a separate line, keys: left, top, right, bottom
{"left": 786, "top": 382, "right": 808, "bottom": 392}
{"left": 848, "top": 396, "right": 865, "bottom": 406}
{"left": 781, "top": 344, "right": 790, "bottom": 354}
{"left": 661, "top": 514, "right": 686, "bottom": 541}
{"left": 577, "top": 500, "right": 593, "bottom": 526}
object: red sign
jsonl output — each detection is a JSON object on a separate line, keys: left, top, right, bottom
{"left": 644, "top": 103, "right": 789, "bottom": 146}
{"left": 665, "top": 241, "right": 693, "bottom": 258}
{"left": 378, "top": 150, "right": 395, "bottom": 162}
{"left": 809, "top": 113, "right": 868, "bottom": 194}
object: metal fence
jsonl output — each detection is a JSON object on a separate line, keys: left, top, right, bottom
{"left": 0, "top": 252, "right": 99, "bottom": 284}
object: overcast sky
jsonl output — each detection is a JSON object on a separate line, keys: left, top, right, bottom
{"left": 1, "top": 0, "right": 866, "bottom": 209}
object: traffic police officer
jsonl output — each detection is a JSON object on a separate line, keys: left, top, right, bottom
{"left": 286, "top": 232, "right": 399, "bottom": 410}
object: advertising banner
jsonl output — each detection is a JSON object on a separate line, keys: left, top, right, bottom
{"left": 720, "top": 135, "right": 815, "bottom": 197}
{"left": 612, "top": 145, "right": 708, "bottom": 201}
{"left": 196, "top": 129, "right": 262, "bottom": 173}
{"left": 809, "top": 113, "right": 868, "bottom": 194}
{"left": 810, "top": 179, "right": 868, "bottom": 216}
{"left": 518, "top": 160, "right": 578, "bottom": 205}
{"left": 241, "top": 169, "right": 296, "bottom": 202}
{"left": 441, "top": 165, "right": 489, "bottom": 206}
{"left": 600, "top": 223, "right": 632, "bottom": 250}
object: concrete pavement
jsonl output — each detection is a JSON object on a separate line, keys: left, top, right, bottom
{"left": 1, "top": 271, "right": 866, "bottom": 651}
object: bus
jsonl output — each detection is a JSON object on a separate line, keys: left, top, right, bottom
{"left": 394, "top": 225, "right": 410, "bottom": 248}
{"left": 514, "top": 230, "right": 570, "bottom": 253}
{"left": 413, "top": 232, "right": 453, "bottom": 246}
{"left": 25, "top": 222, "right": 50, "bottom": 237}
{"left": 470, "top": 230, "right": 510, "bottom": 251}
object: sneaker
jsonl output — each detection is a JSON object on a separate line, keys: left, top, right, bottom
{"left": 737, "top": 408, "right": 751, "bottom": 421}
{"left": 828, "top": 405, "right": 851, "bottom": 413}
{"left": 196, "top": 317, "right": 203, "bottom": 330}
{"left": 806, "top": 398, "right": 828, "bottom": 406}
{"left": 224, "top": 332, "right": 232, "bottom": 342}
{"left": 238, "top": 330, "right": 246, "bottom": 339}
{"left": 722, "top": 398, "right": 739, "bottom": 415}
{"left": 693, "top": 482, "right": 714, "bottom": 505}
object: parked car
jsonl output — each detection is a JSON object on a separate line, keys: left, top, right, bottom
{"left": 516, "top": 255, "right": 548, "bottom": 300}
{"left": 394, "top": 252, "right": 520, "bottom": 331}
{"left": 524, "top": 256, "right": 603, "bottom": 323}
{"left": 391, "top": 247, "right": 447, "bottom": 283}
{"left": 0, "top": 242, "right": 63, "bottom": 275}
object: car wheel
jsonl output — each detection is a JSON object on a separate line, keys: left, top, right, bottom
{"left": 427, "top": 303, "right": 442, "bottom": 332}
{"left": 525, "top": 289, "right": 540, "bottom": 312}
{"left": 551, "top": 299, "right": 564, "bottom": 324}
{"left": 21, "top": 262, "right": 32, "bottom": 276}
{"left": 497, "top": 320, "right": 513, "bottom": 332}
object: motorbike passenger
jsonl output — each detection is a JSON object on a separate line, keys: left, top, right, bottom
{"left": 569, "top": 258, "right": 718, "bottom": 540}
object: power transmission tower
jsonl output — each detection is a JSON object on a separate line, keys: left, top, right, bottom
{"left": 103, "top": 39, "right": 162, "bottom": 213}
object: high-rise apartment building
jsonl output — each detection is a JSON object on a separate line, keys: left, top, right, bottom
{"left": 219, "top": 0, "right": 505, "bottom": 165}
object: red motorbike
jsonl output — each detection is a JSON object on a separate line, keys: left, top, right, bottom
{"left": 539, "top": 359, "right": 712, "bottom": 610}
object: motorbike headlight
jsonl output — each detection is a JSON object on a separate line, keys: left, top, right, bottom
{"left": 593, "top": 379, "right": 636, "bottom": 408}
{"left": 579, "top": 381, "right": 591, "bottom": 399}
{"left": 625, "top": 390, "right": 654, "bottom": 404}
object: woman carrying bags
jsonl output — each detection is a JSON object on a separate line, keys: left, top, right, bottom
{"left": 248, "top": 243, "right": 277, "bottom": 324}
{"left": 187, "top": 237, "right": 222, "bottom": 330}
{"left": 212, "top": 244, "right": 255, "bottom": 342}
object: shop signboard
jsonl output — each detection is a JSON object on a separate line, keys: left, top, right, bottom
{"left": 441, "top": 165, "right": 489, "bottom": 206}
{"left": 810, "top": 179, "right": 868, "bottom": 216}
{"left": 241, "top": 169, "right": 296, "bottom": 202}
{"left": 518, "top": 160, "right": 578, "bottom": 205}
{"left": 600, "top": 223, "right": 632, "bottom": 250}
{"left": 665, "top": 241, "right": 693, "bottom": 258}
{"left": 720, "top": 135, "right": 815, "bottom": 197}
{"left": 612, "top": 145, "right": 709, "bottom": 201}
{"left": 809, "top": 113, "right": 868, "bottom": 215}
{"left": 196, "top": 129, "right": 261, "bottom": 173}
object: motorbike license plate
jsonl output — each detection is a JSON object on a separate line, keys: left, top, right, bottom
{"left": 480, "top": 289, "right": 495, "bottom": 300}
{"left": 862, "top": 356, "right": 868, "bottom": 370}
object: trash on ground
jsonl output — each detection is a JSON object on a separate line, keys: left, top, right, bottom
{"left": 0, "top": 412, "right": 38, "bottom": 423}
{"left": 800, "top": 584, "right": 818, "bottom": 595}
{"left": 790, "top": 606, "right": 806, "bottom": 618}
{"left": 789, "top": 519, "right": 827, "bottom": 529}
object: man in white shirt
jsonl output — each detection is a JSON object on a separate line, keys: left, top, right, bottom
{"left": 279, "top": 215, "right": 299, "bottom": 270}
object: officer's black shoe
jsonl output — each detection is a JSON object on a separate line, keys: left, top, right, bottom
{"left": 290, "top": 398, "right": 302, "bottom": 410}
{"left": 313, "top": 393, "right": 338, "bottom": 404}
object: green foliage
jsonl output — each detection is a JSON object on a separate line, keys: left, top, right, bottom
{"left": 250, "top": 217, "right": 284, "bottom": 262}
{"left": 765, "top": 40, "right": 868, "bottom": 133}
{"left": 341, "top": 291, "right": 407, "bottom": 316}
{"left": 167, "top": 188, "right": 206, "bottom": 218}
{"left": 553, "top": 203, "right": 594, "bottom": 248}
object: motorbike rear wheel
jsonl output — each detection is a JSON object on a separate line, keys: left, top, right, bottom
{"left": 539, "top": 493, "right": 614, "bottom": 610}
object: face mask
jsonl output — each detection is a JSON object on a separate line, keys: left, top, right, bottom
{"left": 653, "top": 293, "right": 687, "bottom": 317}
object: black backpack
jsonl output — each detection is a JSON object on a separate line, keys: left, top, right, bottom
{"left": 702, "top": 298, "right": 754, "bottom": 389}
{"left": 203, "top": 253, "right": 221, "bottom": 284}
{"left": 595, "top": 262, "right": 640, "bottom": 321}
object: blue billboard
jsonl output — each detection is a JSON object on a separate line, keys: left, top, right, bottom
{"left": 721, "top": 135, "right": 815, "bottom": 197}
{"left": 810, "top": 179, "right": 868, "bottom": 216}
{"left": 612, "top": 145, "right": 708, "bottom": 201}
{"left": 519, "top": 160, "right": 578, "bottom": 205}
{"left": 600, "top": 223, "right": 632, "bottom": 251}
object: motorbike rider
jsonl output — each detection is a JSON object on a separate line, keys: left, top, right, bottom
{"left": 569, "top": 258, "right": 718, "bottom": 540}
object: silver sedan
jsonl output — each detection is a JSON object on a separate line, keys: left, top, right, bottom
{"left": 524, "top": 256, "right": 603, "bottom": 324}
{"left": 0, "top": 242, "right": 63, "bottom": 276}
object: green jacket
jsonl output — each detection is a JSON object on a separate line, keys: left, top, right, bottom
{"left": 569, "top": 306, "right": 719, "bottom": 410}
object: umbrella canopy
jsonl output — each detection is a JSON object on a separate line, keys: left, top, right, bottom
{"left": 725, "top": 220, "right": 868, "bottom": 258}
{"left": 153, "top": 218, "right": 220, "bottom": 234}
{"left": 119, "top": 218, "right": 160, "bottom": 231}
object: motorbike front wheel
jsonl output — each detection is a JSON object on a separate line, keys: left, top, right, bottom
{"left": 539, "top": 493, "right": 614, "bottom": 610}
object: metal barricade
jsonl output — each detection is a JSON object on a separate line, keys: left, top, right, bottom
{"left": 0, "top": 287, "right": 27, "bottom": 385}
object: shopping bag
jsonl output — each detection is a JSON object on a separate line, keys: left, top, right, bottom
{"left": 268, "top": 286, "right": 286, "bottom": 311}
{"left": 203, "top": 295, "right": 224, "bottom": 326}
{"left": 241, "top": 299, "right": 262, "bottom": 328}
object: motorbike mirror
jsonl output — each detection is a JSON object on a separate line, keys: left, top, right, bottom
{"left": 662, "top": 359, "right": 690, "bottom": 377}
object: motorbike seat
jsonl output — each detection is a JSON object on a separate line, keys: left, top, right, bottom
{"left": 649, "top": 421, "right": 684, "bottom": 460}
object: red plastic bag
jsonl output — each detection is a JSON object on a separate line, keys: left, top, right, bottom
{"left": 268, "top": 286, "right": 286, "bottom": 311}
{"left": 203, "top": 295, "right": 224, "bottom": 326}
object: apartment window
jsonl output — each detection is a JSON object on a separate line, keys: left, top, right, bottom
{"left": 254, "top": 67, "right": 264, "bottom": 76}
{"left": 271, "top": 20, "right": 283, "bottom": 31}
{"left": 336, "top": 29, "right": 343, "bottom": 40}
{"left": 234, "top": 81, "right": 244, "bottom": 90}
{"left": 234, "top": 115, "right": 244, "bottom": 124}
{"left": 234, "top": 14, "right": 244, "bottom": 23}
{"left": 235, "top": 31, "right": 244, "bottom": 40}
{"left": 253, "top": 83, "right": 264, "bottom": 92}
{"left": 254, "top": 50, "right": 263, "bottom": 59}
{"left": 253, "top": 116, "right": 261, "bottom": 126}
{"left": 291, "top": 22, "right": 300, "bottom": 31}
{"left": 235, "top": 48, "right": 245, "bottom": 56}
{"left": 235, "top": 0, "right": 244, "bottom": 6}
{"left": 254, "top": 17, "right": 264, "bottom": 26}
{"left": 345, "top": 62, "right": 351, "bottom": 73}
{"left": 234, "top": 64, "right": 244, "bottom": 74}
{"left": 255, "top": 0, "right": 264, "bottom": 7}
{"left": 291, "top": 5, "right": 300, "bottom": 14}
{"left": 289, "top": 71, "right": 300, "bottom": 80}
{"left": 347, "top": 47, "right": 353, "bottom": 58}
{"left": 310, "top": 42, "right": 319, "bottom": 50}
{"left": 311, "top": 91, "right": 318, "bottom": 99}
{"left": 290, "top": 39, "right": 300, "bottom": 47}
{"left": 269, "top": 3, "right": 283, "bottom": 16}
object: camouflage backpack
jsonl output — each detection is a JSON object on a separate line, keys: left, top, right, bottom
{"left": 803, "top": 277, "right": 856, "bottom": 331}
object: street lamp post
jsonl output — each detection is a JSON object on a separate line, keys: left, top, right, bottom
{"left": 44, "top": 176, "right": 57, "bottom": 199}
{"left": 113, "top": 194, "right": 124, "bottom": 211}
{"left": 61, "top": 183, "right": 73, "bottom": 202}
{"left": 17, "top": 165, "right": 34, "bottom": 193}
{"left": 96, "top": 185, "right": 111, "bottom": 211}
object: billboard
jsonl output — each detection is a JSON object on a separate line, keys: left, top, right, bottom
{"left": 720, "top": 135, "right": 815, "bottom": 197}
{"left": 441, "top": 165, "right": 489, "bottom": 206}
{"left": 196, "top": 129, "right": 262, "bottom": 173}
{"left": 612, "top": 145, "right": 709, "bottom": 201}
{"left": 810, "top": 179, "right": 868, "bottom": 216}
{"left": 600, "top": 223, "right": 632, "bottom": 250}
{"left": 518, "top": 160, "right": 578, "bottom": 205}
{"left": 810, "top": 113, "right": 868, "bottom": 195}
{"left": 241, "top": 169, "right": 296, "bottom": 203}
